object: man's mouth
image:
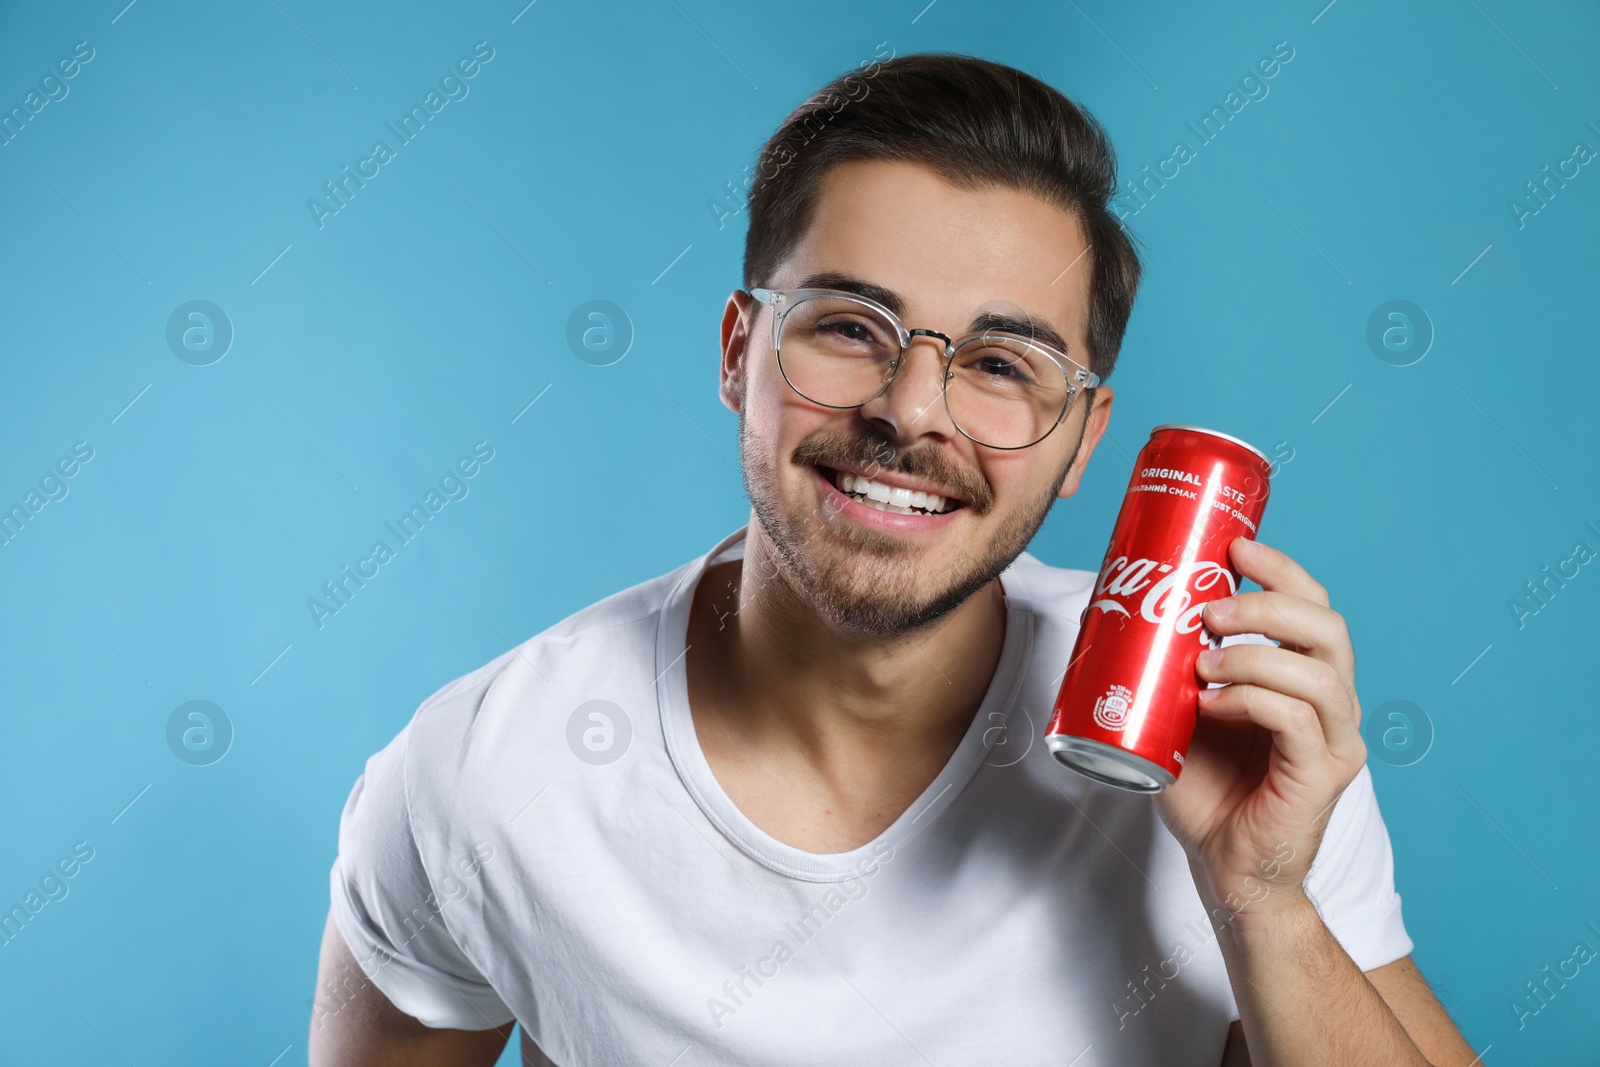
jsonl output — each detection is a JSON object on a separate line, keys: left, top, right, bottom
{"left": 814, "top": 464, "right": 966, "bottom": 517}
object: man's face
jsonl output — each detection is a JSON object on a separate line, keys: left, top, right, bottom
{"left": 718, "top": 158, "right": 1114, "bottom": 637}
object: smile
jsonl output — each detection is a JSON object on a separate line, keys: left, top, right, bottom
{"left": 813, "top": 465, "right": 965, "bottom": 517}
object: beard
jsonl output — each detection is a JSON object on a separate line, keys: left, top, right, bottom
{"left": 737, "top": 402, "right": 1088, "bottom": 638}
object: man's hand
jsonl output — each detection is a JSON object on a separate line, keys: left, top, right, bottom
{"left": 1148, "top": 536, "right": 1479, "bottom": 1065}
{"left": 1153, "top": 535, "right": 1366, "bottom": 917}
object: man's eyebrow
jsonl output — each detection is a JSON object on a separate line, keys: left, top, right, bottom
{"left": 794, "top": 270, "right": 1071, "bottom": 354}
{"left": 795, "top": 271, "right": 906, "bottom": 316}
{"left": 968, "top": 311, "right": 1069, "bottom": 355}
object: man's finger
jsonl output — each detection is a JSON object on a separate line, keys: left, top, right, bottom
{"left": 1229, "top": 537, "right": 1329, "bottom": 607}
{"left": 1203, "top": 590, "right": 1354, "bottom": 680}
{"left": 1197, "top": 643, "right": 1361, "bottom": 756}
{"left": 1196, "top": 681, "right": 1332, "bottom": 770}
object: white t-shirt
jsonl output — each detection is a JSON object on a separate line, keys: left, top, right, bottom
{"left": 330, "top": 524, "right": 1412, "bottom": 1066}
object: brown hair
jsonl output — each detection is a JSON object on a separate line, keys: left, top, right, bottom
{"left": 743, "top": 51, "right": 1142, "bottom": 383}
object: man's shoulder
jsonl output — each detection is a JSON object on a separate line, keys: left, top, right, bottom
{"left": 1005, "top": 548, "right": 1099, "bottom": 617}
{"left": 399, "top": 553, "right": 696, "bottom": 759}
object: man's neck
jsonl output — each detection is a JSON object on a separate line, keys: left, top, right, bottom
{"left": 684, "top": 521, "right": 1008, "bottom": 850}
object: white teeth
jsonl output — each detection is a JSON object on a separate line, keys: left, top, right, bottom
{"left": 829, "top": 466, "right": 957, "bottom": 515}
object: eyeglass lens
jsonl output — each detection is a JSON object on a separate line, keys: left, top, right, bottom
{"left": 775, "top": 294, "right": 1075, "bottom": 449}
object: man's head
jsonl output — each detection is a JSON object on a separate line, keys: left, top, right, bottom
{"left": 718, "top": 52, "right": 1142, "bottom": 638}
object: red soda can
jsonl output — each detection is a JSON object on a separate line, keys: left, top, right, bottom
{"left": 1045, "top": 424, "right": 1272, "bottom": 793}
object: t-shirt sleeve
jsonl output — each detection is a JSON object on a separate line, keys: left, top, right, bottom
{"left": 328, "top": 722, "right": 515, "bottom": 1030}
{"left": 1301, "top": 762, "right": 1414, "bottom": 972}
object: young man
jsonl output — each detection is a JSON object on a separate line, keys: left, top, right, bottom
{"left": 311, "top": 54, "right": 1476, "bottom": 1065}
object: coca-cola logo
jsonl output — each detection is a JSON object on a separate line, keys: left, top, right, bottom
{"left": 1086, "top": 555, "right": 1237, "bottom": 647}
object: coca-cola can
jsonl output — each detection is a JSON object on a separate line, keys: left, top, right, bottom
{"left": 1045, "top": 424, "right": 1273, "bottom": 793}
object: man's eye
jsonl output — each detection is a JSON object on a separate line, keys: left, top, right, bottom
{"left": 822, "top": 320, "right": 881, "bottom": 344}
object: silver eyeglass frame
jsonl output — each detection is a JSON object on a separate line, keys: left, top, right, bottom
{"left": 747, "top": 286, "right": 1100, "bottom": 451}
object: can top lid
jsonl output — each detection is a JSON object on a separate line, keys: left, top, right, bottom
{"left": 1149, "top": 423, "right": 1271, "bottom": 464}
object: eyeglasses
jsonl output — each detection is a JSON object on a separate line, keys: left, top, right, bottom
{"left": 748, "top": 287, "right": 1098, "bottom": 450}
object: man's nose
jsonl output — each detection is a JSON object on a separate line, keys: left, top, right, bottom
{"left": 857, "top": 333, "right": 955, "bottom": 442}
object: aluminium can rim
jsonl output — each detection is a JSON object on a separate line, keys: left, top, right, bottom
{"left": 1149, "top": 423, "right": 1271, "bottom": 465}
{"left": 1046, "top": 734, "right": 1175, "bottom": 793}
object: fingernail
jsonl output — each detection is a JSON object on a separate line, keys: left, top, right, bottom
{"left": 1240, "top": 537, "right": 1262, "bottom": 556}
{"left": 1198, "top": 649, "right": 1223, "bottom": 669}
{"left": 1208, "top": 597, "right": 1236, "bottom": 619}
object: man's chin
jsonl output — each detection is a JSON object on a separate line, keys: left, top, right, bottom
{"left": 807, "top": 575, "right": 953, "bottom": 638}
{"left": 745, "top": 465, "right": 1034, "bottom": 638}
{"left": 783, "top": 513, "right": 982, "bottom": 637}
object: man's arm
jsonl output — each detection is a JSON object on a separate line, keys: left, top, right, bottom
{"left": 308, "top": 910, "right": 513, "bottom": 1067}
{"left": 1155, "top": 537, "right": 1476, "bottom": 1066}
{"left": 1217, "top": 944, "right": 1479, "bottom": 1065}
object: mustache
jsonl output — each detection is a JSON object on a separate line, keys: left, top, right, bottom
{"left": 791, "top": 429, "right": 993, "bottom": 513}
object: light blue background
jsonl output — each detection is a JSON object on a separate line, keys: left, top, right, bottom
{"left": 1, "top": 0, "right": 1596, "bottom": 1063}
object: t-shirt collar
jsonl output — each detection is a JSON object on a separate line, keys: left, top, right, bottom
{"left": 655, "top": 524, "right": 1037, "bottom": 882}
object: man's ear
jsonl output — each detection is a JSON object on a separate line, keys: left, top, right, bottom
{"left": 1056, "top": 384, "right": 1113, "bottom": 500}
{"left": 719, "top": 290, "right": 756, "bottom": 415}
